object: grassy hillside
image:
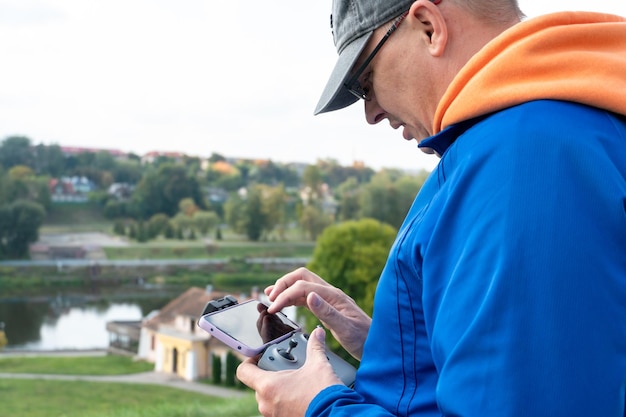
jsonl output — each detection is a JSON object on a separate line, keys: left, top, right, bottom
{"left": 42, "top": 202, "right": 113, "bottom": 233}
{"left": 0, "top": 354, "right": 258, "bottom": 417}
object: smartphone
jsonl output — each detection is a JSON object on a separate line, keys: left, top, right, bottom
{"left": 197, "top": 299, "right": 301, "bottom": 356}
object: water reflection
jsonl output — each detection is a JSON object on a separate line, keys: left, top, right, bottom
{"left": 20, "top": 303, "right": 141, "bottom": 350}
{"left": 0, "top": 296, "right": 171, "bottom": 351}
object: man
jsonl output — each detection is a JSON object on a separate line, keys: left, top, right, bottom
{"left": 238, "top": 0, "right": 626, "bottom": 416}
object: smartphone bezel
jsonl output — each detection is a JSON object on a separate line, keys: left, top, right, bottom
{"left": 197, "top": 299, "right": 301, "bottom": 356}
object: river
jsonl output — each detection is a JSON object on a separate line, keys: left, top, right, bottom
{"left": 0, "top": 294, "right": 173, "bottom": 351}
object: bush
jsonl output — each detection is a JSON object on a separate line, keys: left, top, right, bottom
{"left": 225, "top": 351, "right": 240, "bottom": 387}
{"left": 113, "top": 220, "right": 126, "bottom": 236}
{"left": 147, "top": 213, "right": 170, "bottom": 238}
{"left": 212, "top": 354, "right": 222, "bottom": 384}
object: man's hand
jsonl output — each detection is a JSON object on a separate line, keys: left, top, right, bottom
{"left": 266, "top": 267, "right": 371, "bottom": 360}
{"left": 237, "top": 327, "right": 342, "bottom": 417}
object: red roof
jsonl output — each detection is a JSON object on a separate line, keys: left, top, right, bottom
{"left": 143, "top": 287, "right": 234, "bottom": 330}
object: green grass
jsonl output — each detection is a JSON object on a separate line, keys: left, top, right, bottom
{"left": 44, "top": 202, "right": 107, "bottom": 224}
{"left": 0, "top": 355, "right": 154, "bottom": 375}
{"left": 38, "top": 202, "right": 316, "bottom": 259}
{"left": 42, "top": 202, "right": 113, "bottom": 234}
{"left": 0, "top": 354, "right": 259, "bottom": 417}
{"left": 0, "top": 379, "right": 259, "bottom": 417}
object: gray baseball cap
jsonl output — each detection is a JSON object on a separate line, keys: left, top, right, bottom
{"left": 314, "top": 0, "right": 415, "bottom": 115}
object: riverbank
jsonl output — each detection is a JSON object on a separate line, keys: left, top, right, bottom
{"left": 0, "top": 256, "right": 307, "bottom": 302}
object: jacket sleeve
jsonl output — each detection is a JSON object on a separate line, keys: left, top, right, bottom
{"left": 307, "top": 386, "right": 399, "bottom": 417}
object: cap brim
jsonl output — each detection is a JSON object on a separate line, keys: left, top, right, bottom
{"left": 314, "top": 31, "right": 373, "bottom": 115}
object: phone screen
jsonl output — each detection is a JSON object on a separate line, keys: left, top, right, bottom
{"left": 202, "top": 300, "right": 299, "bottom": 350}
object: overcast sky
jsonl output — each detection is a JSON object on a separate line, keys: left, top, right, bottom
{"left": 1, "top": 1, "right": 624, "bottom": 172}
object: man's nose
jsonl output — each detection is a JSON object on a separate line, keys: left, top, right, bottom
{"left": 364, "top": 96, "right": 386, "bottom": 125}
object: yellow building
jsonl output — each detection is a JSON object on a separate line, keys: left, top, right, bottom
{"left": 137, "top": 286, "right": 250, "bottom": 381}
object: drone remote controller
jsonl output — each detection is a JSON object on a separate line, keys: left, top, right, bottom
{"left": 198, "top": 296, "right": 356, "bottom": 387}
{"left": 258, "top": 331, "right": 356, "bottom": 387}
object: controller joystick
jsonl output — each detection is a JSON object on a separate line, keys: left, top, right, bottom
{"left": 277, "top": 338, "right": 298, "bottom": 361}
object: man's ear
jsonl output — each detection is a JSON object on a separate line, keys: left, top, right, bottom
{"left": 408, "top": 0, "right": 448, "bottom": 57}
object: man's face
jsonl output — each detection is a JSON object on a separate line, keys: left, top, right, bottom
{"left": 350, "top": 12, "right": 437, "bottom": 153}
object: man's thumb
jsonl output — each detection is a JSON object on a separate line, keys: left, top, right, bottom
{"left": 307, "top": 326, "right": 328, "bottom": 360}
{"left": 305, "top": 326, "right": 345, "bottom": 386}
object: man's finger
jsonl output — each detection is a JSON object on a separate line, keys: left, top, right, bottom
{"left": 237, "top": 358, "right": 265, "bottom": 389}
{"left": 306, "top": 292, "right": 336, "bottom": 324}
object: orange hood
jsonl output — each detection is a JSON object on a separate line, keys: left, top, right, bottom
{"left": 434, "top": 12, "right": 626, "bottom": 134}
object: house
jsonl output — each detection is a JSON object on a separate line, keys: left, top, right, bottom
{"left": 60, "top": 146, "right": 128, "bottom": 160}
{"left": 135, "top": 286, "right": 254, "bottom": 381}
{"left": 141, "top": 151, "right": 186, "bottom": 165}
{"left": 49, "top": 176, "right": 97, "bottom": 202}
{"left": 107, "top": 182, "right": 135, "bottom": 200}
{"left": 106, "top": 320, "right": 142, "bottom": 356}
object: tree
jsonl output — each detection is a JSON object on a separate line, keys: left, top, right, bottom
{"left": 8, "top": 165, "right": 35, "bottom": 180}
{"left": 359, "top": 170, "right": 426, "bottom": 229}
{"left": 316, "top": 158, "right": 375, "bottom": 188}
{"left": 103, "top": 200, "right": 128, "bottom": 219}
{"left": 113, "top": 220, "right": 126, "bottom": 236}
{"left": 163, "top": 221, "right": 175, "bottom": 239}
{"left": 335, "top": 177, "right": 362, "bottom": 221}
{"left": 147, "top": 213, "right": 170, "bottom": 238}
{"left": 224, "top": 193, "right": 247, "bottom": 235}
{"left": 299, "top": 204, "right": 332, "bottom": 241}
{"left": 302, "top": 218, "right": 396, "bottom": 361}
{"left": 225, "top": 351, "right": 241, "bottom": 387}
{"left": 307, "top": 219, "right": 396, "bottom": 318}
{"left": 133, "top": 163, "right": 205, "bottom": 219}
{"left": 0, "top": 136, "right": 34, "bottom": 170}
{"left": 248, "top": 160, "right": 300, "bottom": 187}
{"left": 193, "top": 210, "right": 220, "bottom": 236}
{"left": 301, "top": 165, "right": 324, "bottom": 201}
{"left": 33, "top": 144, "right": 65, "bottom": 177}
{"left": 172, "top": 212, "right": 194, "bottom": 239}
{"left": 136, "top": 221, "right": 148, "bottom": 242}
{"left": 111, "top": 160, "right": 143, "bottom": 184}
{"left": 94, "top": 151, "right": 116, "bottom": 171}
{"left": 178, "top": 198, "right": 198, "bottom": 217}
{"left": 245, "top": 186, "right": 265, "bottom": 241}
{"left": 212, "top": 354, "right": 222, "bottom": 384}
{"left": 128, "top": 222, "right": 137, "bottom": 240}
{"left": 228, "top": 185, "right": 289, "bottom": 241}
{"left": 0, "top": 170, "right": 51, "bottom": 212}
{"left": 0, "top": 200, "right": 46, "bottom": 259}
{"left": 99, "top": 171, "right": 115, "bottom": 190}
{"left": 208, "top": 152, "right": 226, "bottom": 163}
{"left": 260, "top": 184, "right": 287, "bottom": 239}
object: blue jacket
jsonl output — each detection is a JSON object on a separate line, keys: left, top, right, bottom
{"left": 308, "top": 100, "right": 626, "bottom": 416}
{"left": 308, "top": 11, "right": 626, "bottom": 417}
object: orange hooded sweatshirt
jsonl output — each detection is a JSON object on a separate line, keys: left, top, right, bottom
{"left": 434, "top": 11, "right": 626, "bottom": 134}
